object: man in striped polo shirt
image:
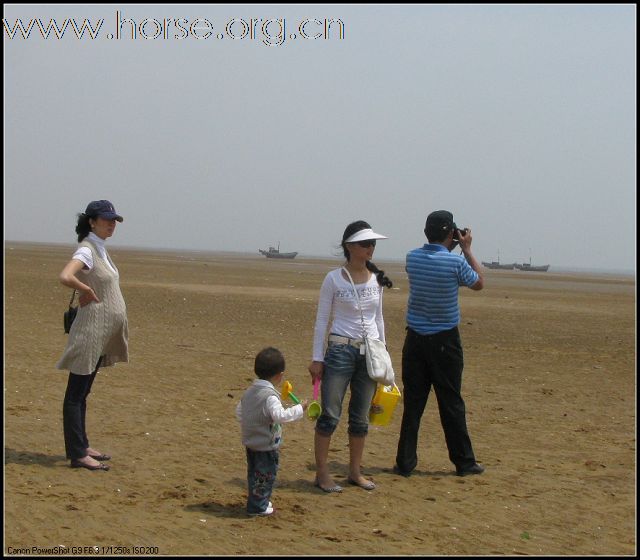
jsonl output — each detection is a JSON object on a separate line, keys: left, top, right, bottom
{"left": 395, "top": 210, "right": 485, "bottom": 477}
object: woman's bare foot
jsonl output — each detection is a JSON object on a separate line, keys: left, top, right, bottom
{"left": 314, "top": 472, "right": 343, "bottom": 493}
{"left": 74, "top": 455, "right": 103, "bottom": 468}
{"left": 347, "top": 473, "right": 376, "bottom": 490}
{"left": 86, "top": 447, "right": 111, "bottom": 460}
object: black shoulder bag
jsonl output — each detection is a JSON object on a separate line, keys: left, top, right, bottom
{"left": 63, "top": 290, "right": 78, "bottom": 334}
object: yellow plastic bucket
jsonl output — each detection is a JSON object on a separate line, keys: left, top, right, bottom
{"left": 369, "top": 384, "right": 401, "bottom": 426}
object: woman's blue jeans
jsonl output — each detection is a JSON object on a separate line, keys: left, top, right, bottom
{"left": 316, "top": 341, "right": 377, "bottom": 437}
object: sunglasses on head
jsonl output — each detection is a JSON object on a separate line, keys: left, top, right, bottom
{"left": 357, "top": 240, "right": 376, "bottom": 248}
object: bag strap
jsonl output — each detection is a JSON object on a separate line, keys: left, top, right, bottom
{"left": 68, "top": 289, "right": 77, "bottom": 307}
{"left": 342, "top": 267, "right": 368, "bottom": 341}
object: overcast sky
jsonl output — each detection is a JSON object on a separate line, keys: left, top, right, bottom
{"left": 4, "top": 4, "right": 636, "bottom": 271}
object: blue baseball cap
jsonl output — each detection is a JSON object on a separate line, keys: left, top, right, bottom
{"left": 85, "top": 200, "right": 123, "bottom": 222}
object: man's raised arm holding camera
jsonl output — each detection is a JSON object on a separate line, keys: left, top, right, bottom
{"left": 453, "top": 226, "right": 484, "bottom": 291}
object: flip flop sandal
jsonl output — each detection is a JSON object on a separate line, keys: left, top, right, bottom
{"left": 347, "top": 477, "right": 376, "bottom": 490}
{"left": 314, "top": 478, "right": 343, "bottom": 493}
{"left": 88, "top": 453, "right": 111, "bottom": 461}
{"left": 70, "top": 460, "right": 110, "bottom": 471}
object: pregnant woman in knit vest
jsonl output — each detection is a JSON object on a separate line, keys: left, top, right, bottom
{"left": 56, "top": 200, "right": 129, "bottom": 471}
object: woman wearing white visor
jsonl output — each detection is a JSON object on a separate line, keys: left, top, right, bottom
{"left": 309, "top": 220, "right": 392, "bottom": 492}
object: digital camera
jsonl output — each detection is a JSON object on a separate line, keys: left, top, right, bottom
{"left": 452, "top": 227, "right": 469, "bottom": 240}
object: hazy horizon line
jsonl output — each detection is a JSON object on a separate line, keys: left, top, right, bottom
{"left": 5, "top": 239, "right": 636, "bottom": 278}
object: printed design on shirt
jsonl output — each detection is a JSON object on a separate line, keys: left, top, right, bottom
{"left": 271, "top": 423, "right": 282, "bottom": 447}
{"left": 335, "top": 286, "right": 381, "bottom": 300}
{"left": 251, "top": 469, "right": 275, "bottom": 498}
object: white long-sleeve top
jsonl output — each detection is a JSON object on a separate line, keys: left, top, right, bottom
{"left": 311, "top": 268, "right": 386, "bottom": 362}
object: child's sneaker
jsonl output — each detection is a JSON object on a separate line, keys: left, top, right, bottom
{"left": 248, "top": 502, "right": 274, "bottom": 516}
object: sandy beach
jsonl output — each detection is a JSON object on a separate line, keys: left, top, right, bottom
{"left": 4, "top": 242, "right": 636, "bottom": 556}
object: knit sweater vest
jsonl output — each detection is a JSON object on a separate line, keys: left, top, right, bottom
{"left": 240, "top": 384, "right": 282, "bottom": 451}
{"left": 56, "top": 240, "right": 129, "bottom": 375}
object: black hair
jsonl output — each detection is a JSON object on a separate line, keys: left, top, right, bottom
{"left": 254, "top": 347, "right": 285, "bottom": 380}
{"left": 341, "top": 220, "right": 393, "bottom": 288}
{"left": 76, "top": 213, "right": 92, "bottom": 242}
{"left": 425, "top": 225, "right": 451, "bottom": 244}
{"left": 366, "top": 260, "right": 393, "bottom": 289}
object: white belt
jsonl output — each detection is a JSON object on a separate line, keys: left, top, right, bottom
{"left": 328, "top": 334, "right": 364, "bottom": 348}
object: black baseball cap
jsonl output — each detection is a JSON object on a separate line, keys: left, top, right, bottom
{"left": 85, "top": 200, "right": 123, "bottom": 222}
{"left": 425, "top": 210, "right": 456, "bottom": 232}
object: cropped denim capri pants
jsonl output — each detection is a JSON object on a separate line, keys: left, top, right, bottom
{"left": 316, "top": 341, "right": 377, "bottom": 437}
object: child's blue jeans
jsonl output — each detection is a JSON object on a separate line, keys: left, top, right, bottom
{"left": 246, "top": 448, "right": 279, "bottom": 514}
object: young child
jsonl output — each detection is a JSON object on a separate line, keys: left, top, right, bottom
{"left": 236, "top": 347, "right": 307, "bottom": 516}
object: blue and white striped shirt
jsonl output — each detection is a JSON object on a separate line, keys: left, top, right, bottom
{"left": 406, "top": 244, "right": 479, "bottom": 335}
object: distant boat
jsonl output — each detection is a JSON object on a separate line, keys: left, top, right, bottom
{"left": 515, "top": 262, "right": 550, "bottom": 272}
{"left": 482, "top": 260, "right": 516, "bottom": 270}
{"left": 515, "top": 252, "right": 550, "bottom": 272}
{"left": 482, "top": 251, "right": 515, "bottom": 270}
{"left": 259, "top": 243, "right": 298, "bottom": 259}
